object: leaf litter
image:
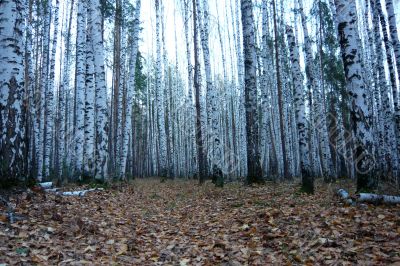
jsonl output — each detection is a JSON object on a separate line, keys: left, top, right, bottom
{"left": 0, "top": 179, "right": 399, "bottom": 265}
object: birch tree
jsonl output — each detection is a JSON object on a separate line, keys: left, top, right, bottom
{"left": 241, "top": 0, "right": 263, "bottom": 184}
{"left": 155, "top": 0, "right": 168, "bottom": 177}
{"left": 84, "top": 0, "right": 95, "bottom": 176}
{"left": 335, "top": 0, "right": 375, "bottom": 191}
{"left": 198, "top": 0, "right": 223, "bottom": 186}
{"left": 298, "top": 0, "right": 333, "bottom": 180}
{"left": 74, "top": 0, "right": 87, "bottom": 178}
{"left": 193, "top": 0, "right": 208, "bottom": 183}
{"left": 90, "top": 0, "right": 109, "bottom": 181}
{"left": 273, "top": 0, "right": 289, "bottom": 179}
{"left": 385, "top": 0, "right": 400, "bottom": 82}
{"left": 286, "top": 26, "right": 313, "bottom": 193}
{"left": 36, "top": 0, "right": 52, "bottom": 181}
{"left": 0, "top": 0, "right": 26, "bottom": 181}
{"left": 120, "top": 0, "right": 141, "bottom": 177}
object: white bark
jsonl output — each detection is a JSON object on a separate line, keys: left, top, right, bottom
{"left": 235, "top": 0, "right": 247, "bottom": 177}
{"left": 155, "top": 0, "right": 167, "bottom": 177}
{"left": 59, "top": 188, "right": 104, "bottom": 196}
{"left": 121, "top": 0, "right": 141, "bottom": 177}
{"left": 0, "top": 0, "right": 26, "bottom": 180}
{"left": 371, "top": 0, "right": 398, "bottom": 178}
{"left": 59, "top": 0, "right": 74, "bottom": 177}
{"left": 335, "top": 0, "right": 375, "bottom": 189}
{"left": 75, "top": 0, "right": 87, "bottom": 176}
{"left": 298, "top": 0, "right": 333, "bottom": 179}
{"left": 384, "top": 0, "right": 400, "bottom": 177}
{"left": 84, "top": 1, "right": 95, "bottom": 175}
{"left": 44, "top": 0, "right": 60, "bottom": 177}
{"left": 39, "top": 182, "right": 53, "bottom": 189}
{"left": 337, "top": 189, "right": 353, "bottom": 204}
{"left": 286, "top": 26, "right": 312, "bottom": 181}
{"left": 385, "top": 0, "right": 400, "bottom": 83}
{"left": 198, "top": 0, "right": 222, "bottom": 180}
{"left": 182, "top": 0, "right": 196, "bottom": 177}
{"left": 89, "top": 0, "right": 109, "bottom": 180}
{"left": 241, "top": 0, "right": 262, "bottom": 183}
{"left": 357, "top": 193, "right": 400, "bottom": 204}
{"left": 260, "top": 0, "right": 272, "bottom": 177}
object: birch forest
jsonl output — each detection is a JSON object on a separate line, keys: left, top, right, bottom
{"left": 1, "top": 0, "right": 400, "bottom": 264}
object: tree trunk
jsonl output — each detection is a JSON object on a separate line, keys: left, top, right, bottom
{"left": 155, "top": 0, "right": 168, "bottom": 177}
{"left": 193, "top": 0, "right": 207, "bottom": 184}
{"left": 241, "top": 0, "right": 263, "bottom": 184}
{"left": 74, "top": 0, "right": 87, "bottom": 178}
{"left": 335, "top": 0, "right": 375, "bottom": 192}
{"left": 0, "top": 0, "right": 26, "bottom": 182}
{"left": 90, "top": 0, "right": 109, "bottom": 181}
{"left": 286, "top": 26, "right": 313, "bottom": 194}
{"left": 121, "top": 0, "right": 141, "bottom": 177}
{"left": 84, "top": 0, "right": 95, "bottom": 176}
{"left": 273, "top": 0, "right": 289, "bottom": 180}
{"left": 198, "top": 0, "right": 223, "bottom": 186}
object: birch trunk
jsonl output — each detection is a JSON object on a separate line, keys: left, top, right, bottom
{"left": 58, "top": 0, "right": 74, "bottom": 177}
{"left": 45, "top": 0, "right": 59, "bottom": 177}
{"left": 155, "top": 0, "right": 167, "bottom": 177}
{"left": 286, "top": 26, "right": 313, "bottom": 193}
{"left": 90, "top": 0, "right": 109, "bottom": 181}
{"left": 335, "top": 0, "right": 375, "bottom": 191}
{"left": 385, "top": 0, "right": 400, "bottom": 82}
{"left": 193, "top": 0, "right": 207, "bottom": 183}
{"left": 298, "top": 0, "right": 332, "bottom": 179}
{"left": 198, "top": 0, "right": 223, "bottom": 186}
{"left": 74, "top": 0, "right": 86, "bottom": 177}
{"left": 371, "top": 0, "right": 398, "bottom": 178}
{"left": 0, "top": 0, "right": 26, "bottom": 181}
{"left": 241, "top": 0, "right": 263, "bottom": 184}
{"left": 37, "top": 0, "right": 51, "bottom": 181}
{"left": 272, "top": 0, "right": 289, "bottom": 180}
{"left": 84, "top": 1, "right": 95, "bottom": 175}
{"left": 120, "top": 0, "right": 141, "bottom": 177}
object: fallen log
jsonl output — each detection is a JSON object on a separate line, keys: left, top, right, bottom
{"left": 58, "top": 188, "right": 104, "bottom": 197}
{"left": 44, "top": 188, "right": 60, "bottom": 193}
{"left": 337, "top": 189, "right": 353, "bottom": 205}
{"left": 338, "top": 189, "right": 400, "bottom": 205}
{"left": 38, "top": 182, "right": 104, "bottom": 196}
{"left": 38, "top": 182, "right": 53, "bottom": 189}
{"left": 357, "top": 193, "right": 400, "bottom": 205}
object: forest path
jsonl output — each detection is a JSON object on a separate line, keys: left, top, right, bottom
{"left": 0, "top": 179, "right": 399, "bottom": 265}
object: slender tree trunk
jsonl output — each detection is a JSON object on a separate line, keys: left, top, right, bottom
{"left": 37, "top": 0, "right": 52, "bottom": 181}
{"left": 192, "top": 0, "right": 207, "bottom": 184}
{"left": 84, "top": 0, "right": 95, "bottom": 176}
{"left": 335, "top": 0, "right": 375, "bottom": 191}
{"left": 385, "top": 0, "right": 400, "bottom": 83}
{"left": 198, "top": 0, "right": 223, "bottom": 186}
{"left": 272, "top": 0, "right": 288, "bottom": 180}
{"left": 111, "top": 0, "right": 122, "bottom": 174}
{"left": 241, "top": 0, "right": 263, "bottom": 184}
{"left": 45, "top": 0, "right": 59, "bottom": 177}
{"left": 155, "top": 0, "right": 168, "bottom": 177}
{"left": 25, "top": 0, "right": 35, "bottom": 177}
{"left": 286, "top": 26, "right": 313, "bottom": 193}
{"left": 121, "top": 0, "right": 141, "bottom": 177}
{"left": 74, "top": 0, "right": 86, "bottom": 178}
{"left": 58, "top": 0, "right": 74, "bottom": 179}
{"left": 371, "top": 0, "right": 398, "bottom": 179}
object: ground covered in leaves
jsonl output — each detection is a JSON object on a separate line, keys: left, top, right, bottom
{"left": 1, "top": 179, "right": 400, "bottom": 265}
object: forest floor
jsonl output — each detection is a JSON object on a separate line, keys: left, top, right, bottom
{"left": 0, "top": 179, "right": 399, "bottom": 265}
